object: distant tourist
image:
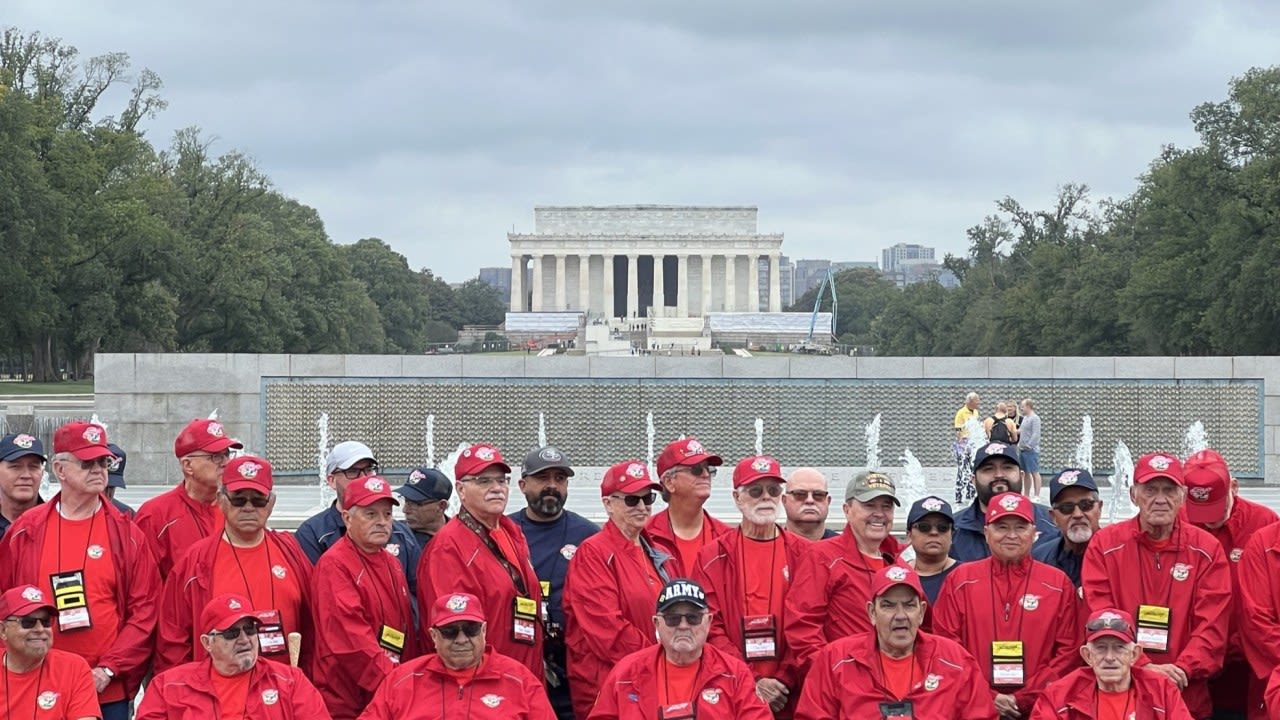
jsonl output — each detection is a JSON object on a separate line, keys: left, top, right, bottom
{"left": 1017, "top": 399, "right": 1042, "bottom": 497}
{"left": 952, "top": 392, "right": 981, "bottom": 503}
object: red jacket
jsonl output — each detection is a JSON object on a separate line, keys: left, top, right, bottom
{"left": 690, "top": 527, "right": 808, "bottom": 689}
{"left": 357, "top": 648, "right": 556, "bottom": 720}
{"left": 155, "top": 530, "right": 315, "bottom": 675}
{"left": 312, "top": 535, "right": 418, "bottom": 719}
{"left": 932, "top": 555, "right": 1080, "bottom": 713}
{"left": 134, "top": 483, "right": 224, "bottom": 578}
{"left": 587, "top": 643, "right": 772, "bottom": 720}
{"left": 1265, "top": 665, "right": 1280, "bottom": 720}
{"left": 563, "top": 521, "right": 681, "bottom": 720}
{"left": 782, "top": 526, "right": 903, "bottom": 678}
{"left": 645, "top": 508, "right": 730, "bottom": 562}
{"left": 1238, "top": 522, "right": 1280, "bottom": 679}
{"left": 416, "top": 513, "right": 544, "bottom": 679}
{"left": 1081, "top": 518, "right": 1231, "bottom": 719}
{"left": 0, "top": 493, "right": 160, "bottom": 699}
{"left": 793, "top": 630, "right": 996, "bottom": 720}
{"left": 1030, "top": 666, "right": 1194, "bottom": 720}
{"left": 137, "top": 657, "right": 330, "bottom": 719}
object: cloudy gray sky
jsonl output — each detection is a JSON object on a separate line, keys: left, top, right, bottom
{"left": 8, "top": 1, "right": 1278, "bottom": 281}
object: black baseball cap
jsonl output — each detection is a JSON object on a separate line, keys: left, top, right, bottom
{"left": 906, "top": 495, "right": 954, "bottom": 526}
{"left": 106, "top": 443, "right": 127, "bottom": 488}
{"left": 1049, "top": 468, "right": 1099, "bottom": 503}
{"left": 521, "top": 446, "right": 575, "bottom": 477}
{"left": 973, "top": 442, "right": 1020, "bottom": 471}
{"left": 0, "top": 433, "right": 45, "bottom": 463}
{"left": 656, "top": 579, "right": 708, "bottom": 612}
{"left": 395, "top": 467, "right": 452, "bottom": 502}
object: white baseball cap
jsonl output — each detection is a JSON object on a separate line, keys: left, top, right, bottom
{"left": 326, "top": 441, "right": 375, "bottom": 475}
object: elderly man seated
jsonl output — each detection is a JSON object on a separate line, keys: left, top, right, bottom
{"left": 0, "top": 584, "right": 99, "bottom": 720}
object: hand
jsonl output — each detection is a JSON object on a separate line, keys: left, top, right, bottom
{"left": 1146, "top": 663, "right": 1188, "bottom": 689}
{"left": 91, "top": 668, "right": 111, "bottom": 694}
{"left": 994, "top": 693, "right": 1021, "bottom": 718}
{"left": 755, "top": 678, "right": 789, "bottom": 712}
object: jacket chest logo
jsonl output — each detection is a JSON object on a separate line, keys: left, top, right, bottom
{"left": 481, "top": 694, "right": 503, "bottom": 708}
{"left": 262, "top": 689, "right": 278, "bottom": 705}
{"left": 701, "top": 688, "right": 721, "bottom": 704}
{"left": 1171, "top": 563, "right": 1191, "bottom": 581}
{"left": 1021, "top": 594, "right": 1040, "bottom": 611}
{"left": 923, "top": 674, "right": 942, "bottom": 691}
{"left": 87, "top": 545, "right": 104, "bottom": 560}
{"left": 37, "top": 692, "right": 58, "bottom": 710}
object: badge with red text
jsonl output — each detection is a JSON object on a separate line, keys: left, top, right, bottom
{"left": 50, "top": 570, "right": 92, "bottom": 632}
{"left": 255, "top": 609, "right": 285, "bottom": 655}
{"left": 991, "top": 640, "right": 1025, "bottom": 686}
{"left": 741, "top": 614, "right": 778, "bottom": 660}
{"left": 1136, "top": 605, "right": 1171, "bottom": 653}
{"left": 512, "top": 596, "right": 537, "bottom": 645}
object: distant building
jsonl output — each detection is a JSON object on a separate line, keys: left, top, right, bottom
{"left": 881, "top": 243, "right": 935, "bottom": 273}
{"left": 478, "top": 267, "right": 513, "bottom": 302}
{"left": 758, "top": 255, "right": 794, "bottom": 309}
{"left": 832, "top": 260, "right": 878, "bottom": 273}
{"left": 792, "top": 259, "right": 832, "bottom": 299}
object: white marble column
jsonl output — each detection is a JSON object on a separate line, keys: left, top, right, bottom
{"left": 510, "top": 255, "right": 524, "bottom": 312}
{"left": 602, "top": 255, "right": 615, "bottom": 318}
{"left": 530, "top": 254, "right": 544, "bottom": 311}
{"left": 554, "top": 254, "right": 567, "bottom": 311}
{"left": 626, "top": 254, "right": 639, "bottom": 318}
{"left": 578, "top": 254, "right": 590, "bottom": 312}
{"left": 701, "top": 254, "right": 713, "bottom": 316}
{"left": 768, "top": 253, "right": 782, "bottom": 312}
{"left": 724, "top": 254, "right": 736, "bottom": 312}
{"left": 653, "top": 254, "right": 665, "bottom": 313}
{"left": 676, "top": 254, "right": 689, "bottom": 317}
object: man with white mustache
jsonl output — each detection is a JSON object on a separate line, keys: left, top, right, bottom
{"left": 691, "top": 456, "right": 809, "bottom": 715}
{"left": 952, "top": 443, "right": 1059, "bottom": 562}
{"left": 1032, "top": 469, "right": 1103, "bottom": 591}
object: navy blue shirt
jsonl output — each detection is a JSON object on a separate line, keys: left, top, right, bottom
{"left": 917, "top": 561, "right": 961, "bottom": 605}
{"left": 507, "top": 509, "right": 600, "bottom": 629}
{"left": 822, "top": 528, "right": 839, "bottom": 539}
{"left": 295, "top": 503, "right": 423, "bottom": 597}
{"left": 949, "top": 500, "right": 1060, "bottom": 562}
{"left": 1031, "top": 537, "right": 1083, "bottom": 587}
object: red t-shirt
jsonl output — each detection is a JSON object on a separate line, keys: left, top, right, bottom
{"left": 657, "top": 656, "right": 700, "bottom": 708}
{"left": 210, "top": 537, "right": 304, "bottom": 658}
{"left": 673, "top": 521, "right": 714, "bottom": 575}
{"left": 38, "top": 506, "right": 124, "bottom": 702}
{"left": 208, "top": 666, "right": 251, "bottom": 720}
{"left": 741, "top": 534, "right": 787, "bottom": 678}
{"left": 879, "top": 651, "right": 918, "bottom": 700}
{"left": 862, "top": 553, "right": 887, "bottom": 571}
{"left": 0, "top": 649, "right": 101, "bottom": 719}
{"left": 1096, "top": 687, "right": 1134, "bottom": 720}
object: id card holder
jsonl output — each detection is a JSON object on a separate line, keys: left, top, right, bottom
{"left": 741, "top": 614, "right": 779, "bottom": 661}
{"left": 658, "top": 701, "right": 696, "bottom": 720}
{"left": 1136, "top": 605, "right": 1171, "bottom": 653}
{"left": 50, "top": 570, "right": 92, "bottom": 632}
{"left": 378, "top": 624, "right": 405, "bottom": 664}
{"left": 990, "top": 640, "right": 1025, "bottom": 687}
{"left": 255, "top": 609, "right": 286, "bottom": 656}
{"left": 539, "top": 580, "right": 551, "bottom": 623}
{"left": 512, "top": 596, "right": 538, "bottom": 645}
{"left": 879, "top": 701, "right": 914, "bottom": 719}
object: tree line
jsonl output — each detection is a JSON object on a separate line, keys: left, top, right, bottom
{"left": 0, "top": 29, "right": 505, "bottom": 382}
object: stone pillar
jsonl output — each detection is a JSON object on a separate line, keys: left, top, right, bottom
{"left": 626, "top": 254, "right": 639, "bottom": 318}
{"left": 578, "top": 254, "right": 590, "bottom": 313}
{"left": 653, "top": 254, "right": 665, "bottom": 313}
{"left": 724, "top": 254, "right": 736, "bottom": 312}
{"left": 701, "top": 254, "right": 713, "bottom": 316}
{"left": 554, "top": 254, "right": 567, "bottom": 311}
{"left": 768, "top": 253, "right": 781, "bottom": 312}
{"left": 530, "top": 254, "right": 544, "bottom": 312}
{"left": 676, "top": 254, "right": 689, "bottom": 317}
{"left": 602, "top": 255, "right": 615, "bottom": 318}
{"left": 510, "top": 254, "right": 524, "bottom": 312}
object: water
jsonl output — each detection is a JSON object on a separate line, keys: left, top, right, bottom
{"left": 1073, "top": 416, "right": 1094, "bottom": 472}
{"left": 438, "top": 442, "right": 470, "bottom": 516}
{"left": 898, "top": 449, "right": 929, "bottom": 509}
{"left": 425, "top": 414, "right": 435, "bottom": 467}
{"left": 865, "top": 413, "right": 882, "bottom": 469}
{"left": 754, "top": 418, "right": 764, "bottom": 456}
{"left": 1108, "top": 440, "right": 1137, "bottom": 523}
{"left": 89, "top": 413, "right": 106, "bottom": 428}
{"left": 957, "top": 416, "right": 987, "bottom": 502}
{"left": 646, "top": 411, "right": 656, "bottom": 476}
{"left": 316, "top": 413, "right": 333, "bottom": 510}
{"left": 208, "top": 409, "right": 219, "bottom": 420}
{"left": 538, "top": 412, "right": 548, "bottom": 448}
{"left": 1183, "top": 421, "right": 1208, "bottom": 457}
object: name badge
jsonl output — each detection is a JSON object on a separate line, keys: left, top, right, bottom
{"left": 659, "top": 701, "right": 696, "bottom": 720}
{"left": 378, "top": 624, "right": 405, "bottom": 664}
{"left": 256, "top": 609, "right": 286, "bottom": 655}
{"left": 512, "top": 596, "right": 537, "bottom": 645}
{"left": 538, "top": 580, "right": 551, "bottom": 623}
{"left": 50, "top": 570, "right": 92, "bottom": 632}
{"left": 741, "top": 614, "right": 779, "bottom": 661}
{"left": 879, "top": 701, "right": 914, "bottom": 718}
{"left": 1136, "top": 605, "right": 1171, "bottom": 653}
{"left": 991, "top": 640, "right": 1024, "bottom": 687}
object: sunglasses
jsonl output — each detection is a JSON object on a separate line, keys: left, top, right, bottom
{"left": 189, "top": 451, "right": 233, "bottom": 464}
{"left": 437, "top": 622, "right": 483, "bottom": 640}
{"left": 1053, "top": 499, "right": 1098, "bottom": 515}
{"left": 224, "top": 494, "right": 270, "bottom": 508}
{"left": 911, "top": 521, "right": 953, "bottom": 534}
{"left": 786, "top": 489, "right": 829, "bottom": 501}
{"left": 210, "top": 623, "right": 258, "bottom": 641}
{"left": 659, "top": 612, "right": 706, "bottom": 627}
{"left": 73, "top": 457, "right": 114, "bottom": 471}
{"left": 743, "top": 484, "right": 783, "bottom": 499}
{"left": 679, "top": 463, "right": 717, "bottom": 478}
{"left": 5, "top": 615, "right": 52, "bottom": 629}
{"left": 1085, "top": 616, "right": 1133, "bottom": 635}
{"left": 611, "top": 493, "right": 657, "bottom": 507}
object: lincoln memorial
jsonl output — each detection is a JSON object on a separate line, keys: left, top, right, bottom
{"left": 508, "top": 205, "right": 785, "bottom": 318}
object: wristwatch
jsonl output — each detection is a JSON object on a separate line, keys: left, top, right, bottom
{"left": 99, "top": 667, "right": 115, "bottom": 680}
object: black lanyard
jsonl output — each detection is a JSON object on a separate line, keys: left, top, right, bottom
{"left": 457, "top": 510, "right": 531, "bottom": 598}
{"left": 1136, "top": 538, "right": 1183, "bottom": 611}
{"left": 225, "top": 533, "right": 277, "bottom": 610}
{"left": 354, "top": 547, "right": 406, "bottom": 632}
{"left": 876, "top": 651, "right": 917, "bottom": 701}
{"left": 3, "top": 654, "right": 46, "bottom": 720}
{"left": 736, "top": 531, "right": 781, "bottom": 620}
{"left": 987, "top": 560, "right": 1034, "bottom": 636}
{"left": 56, "top": 504, "right": 101, "bottom": 572}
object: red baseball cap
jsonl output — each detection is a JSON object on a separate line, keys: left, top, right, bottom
{"left": 1183, "top": 449, "right": 1230, "bottom": 524}
{"left": 0, "top": 585, "right": 55, "bottom": 618}
{"left": 1133, "top": 453, "right": 1184, "bottom": 486}
{"left": 870, "top": 565, "right": 926, "bottom": 600}
{"left": 174, "top": 419, "right": 243, "bottom": 459}
{"left": 222, "top": 456, "right": 273, "bottom": 495}
{"left": 200, "top": 593, "right": 257, "bottom": 634}
{"left": 601, "top": 460, "right": 660, "bottom": 496}
{"left": 342, "top": 475, "right": 400, "bottom": 510}
{"left": 453, "top": 444, "right": 511, "bottom": 481}
{"left": 1085, "top": 608, "right": 1136, "bottom": 644}
{"left": 985, "top": 492, "right": 1034, "bottom": 524}
{"left": 53, "top": 421, "right": 114, "bottom": 462}
{"left": 733, "top": 455, "right": 783, "bottom": 489}
{"left": 656, "top": 437, "right": 723, "bottom": 477}
{"left": 431, "top": 592, "right": 487, "bottom": 628}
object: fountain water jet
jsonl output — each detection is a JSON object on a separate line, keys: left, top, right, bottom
{"left": 1183, "top": 421, "right": 1208, "bottom": 457}
{"left": 897, "top": 449, "right": 929, "bottom": 510}
{"left": 425, "top": 414, "right": 435, "bottom": 467}
{"left": 646, "top": 412, "right": 656, "bottom": 476}
{"left": 865, "top": 414, "right": 882, "bottom": 469}
{"left": 316, "top": 413, "right": 333, "bottom": 510}
{"left": 1072, "top": 416, "right": 1093, "bottom": 472}
{"left": 754, "top": 418, "right": 764, "bottom": 457}
{"left": 538, "top": 412, "right": 547, "bottom": 448}
{"left": 1107, "top": 440, "right": 1137, "bottom": 523}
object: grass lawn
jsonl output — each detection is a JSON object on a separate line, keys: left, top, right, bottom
{"left": 0, "top": 380, "right": 94, "bottom": 395}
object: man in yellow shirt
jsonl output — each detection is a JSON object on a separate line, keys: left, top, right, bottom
{"left": 952, "top": 392, "right": 981, "bottom": 503}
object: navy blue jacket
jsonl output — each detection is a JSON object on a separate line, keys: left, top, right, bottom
{"left": 1031, "top": 536, "right": 1084, "bottom": 587}
{"left": 295, "top": 502, "right": 422, "bottom": 598}
{"left": 507, "top": 508, "right": 600, "bottom": 630}
{"left": 949, "top": 499, "right": 1060, "bottom": 562}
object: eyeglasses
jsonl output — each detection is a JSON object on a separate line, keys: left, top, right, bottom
{"left": 463, "top": 475, "right": 510, "bottom": 487}
{"left": 5, "top": 615, "right": 52, "bottom": 629}
{"left": 659, "top": 612, "right": 706, "bottom": 627}
{"left": 223, "top": 493, "right": 270, "bottom": 508}
{"left": 911, "top": 521, "right": 953, "bottom": 534}
{"left": 71, "top": 457, "right": 113, "bottom": 471}
{"left": 209, "top": 623, "right": 258, "bottom": 641}
{"left": 786, "top": 489, "right": 829, "bottom": 501}
{"left": 1053, "top": 499, "right": 1098, "bottom": 515}
{"left": 437, "top": 622, "right": 484, "bottom": 639}
{"left": 743, "top": 484, "right": 783, "bottom": 499}
{"left": 678, "top": 463, "right": 717, "bottom": 478}
{"left": 188, "top": 451, "right": 232, "bottom": 464}
{"left": 336, "top": 463, "right": 379, "bottom": 480}
{"left": 610, "top": 493, "right": 657, "bottom": 507}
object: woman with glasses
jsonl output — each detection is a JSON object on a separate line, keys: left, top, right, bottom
{"left": 563, "top": 460, "right": 681, "bottom": 720}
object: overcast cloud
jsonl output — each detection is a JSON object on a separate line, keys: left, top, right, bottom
{"left": 7, "top": 1, "right": 1279, "bottom": 281}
